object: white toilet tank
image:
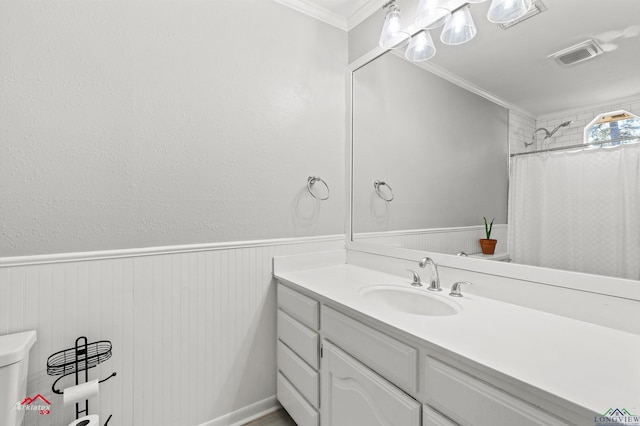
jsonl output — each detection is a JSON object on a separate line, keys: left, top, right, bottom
{"left": 0, "top": 331, "right": 37, "bottom": 426}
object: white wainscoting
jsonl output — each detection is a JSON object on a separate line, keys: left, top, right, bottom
{"left": 353, "top": 225, "right": 508, "bottom": 256}
{"left": 0, "top": 236, "right": 343, "bottom": 426}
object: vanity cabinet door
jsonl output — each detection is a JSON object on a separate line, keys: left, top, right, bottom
{"left": 321, "top": 341, "right": 421, "bottom": 426}
{"left": 423, "top": 405, "right": 458, "bottom": 426}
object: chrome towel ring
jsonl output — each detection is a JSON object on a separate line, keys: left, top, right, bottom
{"left": 374, "top": 180, "right": 394, "bottom": 202}
{"left": 307, "top": 176, "right": 330, "bottom": 200}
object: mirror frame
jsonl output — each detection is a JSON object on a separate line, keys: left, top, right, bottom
{"left": 345, "top": 47, "right": 640, "bottom": 302}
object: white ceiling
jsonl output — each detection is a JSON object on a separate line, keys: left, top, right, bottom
{"left": 424, "top": 0, "right": 640, "bottom": 116}
{"left": 278, "top": 0, "right": 640, "bottom": 117}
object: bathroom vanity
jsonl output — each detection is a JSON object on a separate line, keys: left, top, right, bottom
{"left": 273, "top": 252, "right": 640, "bottom": 426}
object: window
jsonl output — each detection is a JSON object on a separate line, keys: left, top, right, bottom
{"left": 584, "top": 110, "right": 640, "bottom": 147}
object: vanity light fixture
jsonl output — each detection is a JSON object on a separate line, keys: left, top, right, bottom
{"left": 414, "top": 0, "right": 451, "bottom": 30}
{"left": 487, "top": 0, "right": 532, "bottom": 24}
{"left": 405, "top": 30, "right": 437, "bottom": 61}
{"left": 379, "top": 0, "right": 411, "bottom": 49}
{"left": 440, "top": 5, "right": 477, "bottom": 45}
{"left": 382, "top": 0, "right": 538, "bottom": 62}
{"left": 499, "top": 0, "right": 547, "bottom": 29}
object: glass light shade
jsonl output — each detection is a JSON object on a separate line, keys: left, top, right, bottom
{"left": 378, "top": 5, "right": 411, "bottom": 49}
{"left": 405, "top": 31, "right": 437, "bottom": 62}
{"left": 487, "top": 0, "right": 532, "bottom": 24}
{"left": 440, "top": 5, "right": 477, "bottom": 45}
{"left": 414, "top": 0, "right": 451, "bottom": 30}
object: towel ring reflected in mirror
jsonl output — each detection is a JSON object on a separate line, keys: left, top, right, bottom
{"left": 307, "top": 176, "right": 330, "bottom": 200}
{"left": 374, "top": 180, "right": 394, "bottom": 202}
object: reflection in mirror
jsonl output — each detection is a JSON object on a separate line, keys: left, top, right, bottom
{"left": 349, "top": 0, "right": 640, "bottom": 283}
{"left": 351, "top": 51, "right": 509, "bottom": 257}
{"left": 350, "top": 53, "right": 640, "bottom": 280}
{"left": 508, "top": 139, "right": 640, "bottom": 279}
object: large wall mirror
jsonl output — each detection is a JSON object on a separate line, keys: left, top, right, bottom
{"left": 352, "top": 51, "right": 509, "bottom": 257}
{"left": 348, "top": 0, "right": 640, "bottom": 287}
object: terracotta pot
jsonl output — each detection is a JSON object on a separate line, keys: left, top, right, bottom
{"left": 479, "top": 239, "right": 497, "bottom": 255}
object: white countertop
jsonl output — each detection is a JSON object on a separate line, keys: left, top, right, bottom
{"left": 275, "top": 263, "right": 640, "bottom": 416}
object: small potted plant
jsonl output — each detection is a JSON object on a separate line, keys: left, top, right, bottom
{"left": 479, "top": 217, "right": 497, "bottom": 255}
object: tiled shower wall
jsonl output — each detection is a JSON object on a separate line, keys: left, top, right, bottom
{"left": 509, "top": 109, "right": 537, "bottom": 155}
{"left": 510, "top": 94, "right": 640, "bottom": 154}
{"left": 0, "top": 237, "right": 343, "bottom": 426}
{"left": 536, "top": 95, "right": 640, "bottom": 150}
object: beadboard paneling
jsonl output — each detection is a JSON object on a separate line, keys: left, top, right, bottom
{"left": 353, "top": 225, "right": 508, "bottom": 256}
{"left": 0, "top": 236, "right": 343, "bottom": 426}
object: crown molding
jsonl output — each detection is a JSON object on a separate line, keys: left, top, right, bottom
{"left": 346, "top": 0, "right": 385, "bottom": 30}
{"left": 275, "top": 0, "right": 349, "bottom": 31}
{"left": 536, "top": 93, "right": 640, "bottom": 121}
{"left": 275, "top": 0, "right": 382, "bottom": 31}
{"left": 390, "top": 49, "right": 536, "bottom": 119}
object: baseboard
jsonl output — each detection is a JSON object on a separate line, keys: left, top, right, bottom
{"left": 197, "top": 396, "right": 280, "bottom": 426}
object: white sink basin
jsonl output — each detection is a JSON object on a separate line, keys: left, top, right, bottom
{"left": 359, "top": 285, "right": 460, "bottom": 316}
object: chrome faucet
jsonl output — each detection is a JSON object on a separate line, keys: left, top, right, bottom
{"left": 449, "top": 281, "right": 472, "bottom": 297}
{"left": 407, "top": 269, "right": 423, "bottom": 287}
{"left": 418, "top": 257, "right": 441, "bottom": 292}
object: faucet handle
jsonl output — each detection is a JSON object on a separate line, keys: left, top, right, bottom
{"left": 449, "top": 281, "right": 472, "bottom": 297}
{"left": 406, "top": 269, "right": 423, "bottom": 287}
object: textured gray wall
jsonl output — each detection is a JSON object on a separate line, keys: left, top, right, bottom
{"left": 0, "top": 0, "right": 347, "bottom": 256}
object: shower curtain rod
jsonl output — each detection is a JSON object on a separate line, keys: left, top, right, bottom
{"left": 510, "top": 137, "right": 638, "bottom": 157}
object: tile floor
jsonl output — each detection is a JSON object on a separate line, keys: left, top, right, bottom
{"left": 243, "top": 409, "right": 296, "bottom": 426}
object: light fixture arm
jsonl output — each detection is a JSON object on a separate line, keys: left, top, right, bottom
{"left": 378, "top": 0, "right": 411, "bottom": 49}
{"left": 450, "top": 2, "right": 473, "bottom": 14}
{"left": 382, "top": 0, "right": 397, "bottom": 9}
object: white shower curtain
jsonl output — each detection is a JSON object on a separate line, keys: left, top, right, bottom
{"left": 508, "top": 143, "right": 640, "bottom": 279}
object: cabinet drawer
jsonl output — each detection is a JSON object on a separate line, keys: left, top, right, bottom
{"left": 277, "top": 372, "right": 319, "bottom": 426}
{"left": 278, "top": 309, "right": 319, "bottom": 369}
{"left": 321, "top": 305, "right": 418, "bottom": 393}
{"left": 278, "top": 283, "right": 319, "bottom": 330}
{"left": 426, "top": 357, "right": 567, "bottom": 426}
{"left": 278, "top": 340, "right": 319, "bottom": 408}
{"left": 423, "top": 405, "right": 458, "bottom": 426}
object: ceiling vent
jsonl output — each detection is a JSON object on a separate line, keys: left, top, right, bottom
{"left": 548, "top": 39, "right": 604, "bottom": 67}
